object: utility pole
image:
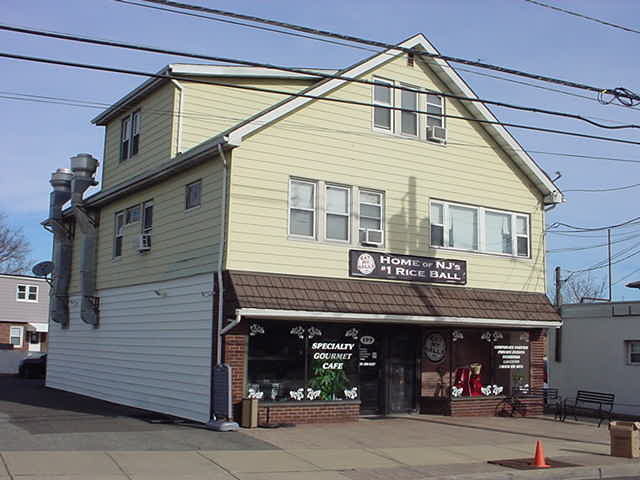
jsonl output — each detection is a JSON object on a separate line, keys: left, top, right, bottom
{"left": 554, "top": 266, "right": 562, "bottom": 362}
{"left": 608, "top": 228, "right": 612, "bottom": 301}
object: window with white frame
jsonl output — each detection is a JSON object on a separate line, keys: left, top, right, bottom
{"left": 400, "top": 85, "right": 418, "bottom": 136}
{"left": 125, "top": 204, "right": 141, "bottom": 224}
{"left": 359, "top": 190, "right": 384, "bottom": 244}
{"left": 120, "top": 110, "right": 141, "bottom": 161}
{"left": 326, "top": 185, "right": 350, "bottom": 242}
{"left": 16, "top": 284, "right": 38, "bottom": 302}
{"left": 142, "top": 200, "right": 153, "bottom": 248}
{"left": 430, "top": 200, "right": 530, "bottom": 258}
{"left": 372, "top": 78, "right": 446, "bottom": 143}
{"left": 185, "top": 180, "right": 202, "bottom": 210}
{"left": 114, "top": 211, "right": 125, "bottom": 257}
{"left": 373, "top": 79, "right": 393, "bottom": 131}
{"left": 10, "top": 326, "right": 23, "bottom": 347}
{"left": 289, "top": 179, "right": 316, "bottom": 238}
{"left": 627, "top": 341, "right": 640, "bottom": 365}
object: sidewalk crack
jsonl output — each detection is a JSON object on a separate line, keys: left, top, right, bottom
{"left": 105, "top": 452, "right": 133, "bottom": 480}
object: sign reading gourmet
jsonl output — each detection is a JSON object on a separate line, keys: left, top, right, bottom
{"left": 349, "top": 250, "right": 467, "bottom": 285}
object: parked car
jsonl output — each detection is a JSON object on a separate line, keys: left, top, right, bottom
{"left": 18, "top": 354, "right": 47, "bottom": 379}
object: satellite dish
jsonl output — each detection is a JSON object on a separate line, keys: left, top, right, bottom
{"left": 32, "top": 261, "right": 54, "bottom": 277}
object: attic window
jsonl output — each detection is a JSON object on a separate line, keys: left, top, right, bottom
{"left": 407, "top": 53, "right": 415, "bottom": 67}
{"left": 120, "top": 110, "right": 141, "bottom": 161}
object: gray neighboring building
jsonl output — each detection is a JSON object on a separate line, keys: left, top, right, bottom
{"left": 0, "top": 274, "right": 50, "bottom": 373}
{"left": 549, "top": 301, "right": 640, "bottom": 417}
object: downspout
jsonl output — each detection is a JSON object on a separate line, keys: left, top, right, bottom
{"left": 170, "top": 80, "right": 184, "bottom": 155}
{"left": 69, "top": 154, "right": 100, "bottom": 326}
{"left": 215, "top": 143, "right": 228, "bottom": 366}
{"left": 48, "top": 168, "right": 73, "bottom": 327}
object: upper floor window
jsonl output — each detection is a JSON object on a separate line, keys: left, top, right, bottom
{"left": 430, "top": 200, "right": 530, "bottom": 258}
{"left": 10, "top": 326, "right": 23, "bottom": 347}
{"left": 289, "top": 179, "right": 316, "bottom": 238}
{"left": 627, "top": 341, "right": 640, "bottom": 365}
{"left": 373, "top": 79, "right": 393, "bottom": 131}
{"left": 359, "top": 190, "right": 384, "bottom": 245}
{"left": 326, "top": 185, "right": 350, "bottom": 242}
{"left": 185, "top": 180, "right": 202, "bottom": 210}
{"left": 372, "top": 77, "right": 445, "bottom": 143}
{"left": 120, "top": 110, "right": 141, "bottom": 161}
{"left": 289, "top": 178, "right": 384, "bottom": 246}
{"left": 114, "top": 211, "right": 125, "bottom": 257}
{"left": 16, "top": 284, "right": 38, "bottom": 302}
{"left": 126, "top": 204, "right": 140, "bottom": 224}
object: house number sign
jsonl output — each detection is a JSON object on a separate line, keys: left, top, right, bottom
{"left": 349, "top": 250, "right": 467, "bottom": 285}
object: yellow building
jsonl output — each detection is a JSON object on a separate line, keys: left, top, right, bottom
{"left": 44, "top": 34, "right": 562, "bottom": 424}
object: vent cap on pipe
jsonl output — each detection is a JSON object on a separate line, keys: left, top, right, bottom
{"left": 70, "top": 153, "right": 99, "bottom": 179}
{"left": 50, "top": 168, "right": 73, "bottom": 192}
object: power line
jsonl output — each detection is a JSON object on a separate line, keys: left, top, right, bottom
{"left": 127, "top": 0, "right": 640, "bottom": 105}
{"left": 522, "top": 0, "right": 640, "bottom": 35}
{"left": 548, "top": 217, "right": 640, "bottom": 233}
{"left": 5, "top": 88, "right": 640, "bottom": 170}
{"left": 117, "top": 0, "right": 640, "bottom": 113}
{"left": 547, "top": 232, "right": 640, "bottom": 253}
{"left": 564, "top": 182, "right": 640, "bottom": 193}
{"left": 3, "top": 24, "right": 640, "bottom": 131}
{"left": 4, "top": 51, "right": 640, "bottom": 148}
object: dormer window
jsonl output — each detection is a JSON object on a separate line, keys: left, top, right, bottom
{"left": 120, "top": 110, "right": 141, "bottom": 161}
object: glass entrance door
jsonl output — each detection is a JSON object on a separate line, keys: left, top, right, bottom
{"left": 358, "top": 331, "right": 382, "bottom": 414}
{"left": 386, "top": 330, "right": 417, "bottom": 413}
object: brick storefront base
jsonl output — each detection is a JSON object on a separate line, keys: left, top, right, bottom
{"left": 450, "top": 396, "right": 544, "bottom": 417}
{"left": 257, "top": 402, "right": 360, "bottom": 425}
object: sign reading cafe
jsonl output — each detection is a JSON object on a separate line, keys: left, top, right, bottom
{"left": 349, "top": 250, "right": 467, "bottom": 285}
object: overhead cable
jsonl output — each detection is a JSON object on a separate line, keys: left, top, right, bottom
{"left": 2, "top": 23, "right": 639, "bottom": 131}
{"left": 4, "top": 50, "right": 640, "bottom": 148}
{"left": 116, "top": 0, "right": 640, "bottom": 112}
{"left": 522, "top": 0, "right": 640, "bottom": 35}
{"left": 126, "top": 0, "right": 640, "bottom": 105}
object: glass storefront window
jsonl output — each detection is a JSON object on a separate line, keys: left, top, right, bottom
{"left": 247, "top": 322, "right": 306, "bottom": 402}
{"left": 450, "top": 329, "right": 530, "bottom": 398}
{"left": 247, "top": 322, "right": 359, "bottom": 402}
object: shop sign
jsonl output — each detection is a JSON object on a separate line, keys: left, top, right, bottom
{"left": 349, "top": 250, "right": 467, "bottom": 285}
{"left": 311, "top": 341, "right": 356, "bottom": 370}
{"left": 494, "top": 344, "right": 529, "bottom": 370}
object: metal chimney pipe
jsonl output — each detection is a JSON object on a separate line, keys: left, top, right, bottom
{"left": 48, "top": 168, "right": 74, "bottom": 326}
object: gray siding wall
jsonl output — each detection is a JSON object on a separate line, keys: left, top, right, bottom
{"left": 46, "top": 273, "right": 214, "bottom": 422}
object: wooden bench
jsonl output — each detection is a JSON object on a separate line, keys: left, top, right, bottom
{"left": 500, "top": 387, "right": 562, "bottom": 419}
{"left": 562, "top": 390, "right": 615, "bottom": 427}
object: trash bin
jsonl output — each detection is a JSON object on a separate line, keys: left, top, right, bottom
{"left": 241, "top": 398, "right": 258, "bottom": 428}
{"left": 609, "top": 421, "right": 640, "bottom": 458}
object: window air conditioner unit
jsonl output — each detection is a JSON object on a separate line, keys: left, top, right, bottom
{"left": 137, "top": 234, "right": 152, "bottom": 252}
{"left": 427, "top": 126, "right": 446, "bottom": 143}
{"left": 363, "top": 229, "right": 384, "bottom": 246}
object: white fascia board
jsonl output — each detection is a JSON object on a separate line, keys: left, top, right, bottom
{"left": 235, "top": 308, "right": 562, "bottom": 329}
{"left": 171, "top": 64, "right": 338, "bottom": 79}
{"left": 91, "top": 66, "right": 170, "bottom": 125}
{"left": 226, "top": 33, "right": 562, "bottom": 204}
{"left": 28, "top": 323, "right": 49, "bottom": 332}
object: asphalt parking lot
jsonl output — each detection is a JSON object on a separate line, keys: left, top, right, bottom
{"left": 0, "top": 375, "right": 275, "bottom": 451}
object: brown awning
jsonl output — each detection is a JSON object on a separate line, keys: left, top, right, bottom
{"left": 223, "top": 271, "right": 560, "bottom": 326}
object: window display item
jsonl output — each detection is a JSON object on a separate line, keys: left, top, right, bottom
{"left": 454, "top": 362, "right": 484, "bottom": 396}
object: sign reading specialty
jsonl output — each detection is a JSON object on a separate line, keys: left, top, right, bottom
{"left": 349, "top": 250, "right": 467, "bottom": 285}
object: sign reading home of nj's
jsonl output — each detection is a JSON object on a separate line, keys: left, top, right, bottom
{"left": 349, "top": 250, "right": 467, "bottom": 285}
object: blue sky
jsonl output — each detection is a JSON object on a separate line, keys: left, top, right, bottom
{"left": 2, "top": 0, "right": 640, "bottom": 299}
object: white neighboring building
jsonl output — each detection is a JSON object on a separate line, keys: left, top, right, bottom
{"left": 549, "top": 301, "right": 640, "bottom": 417}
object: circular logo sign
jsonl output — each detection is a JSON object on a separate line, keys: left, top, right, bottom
{"left": 360, "top": 336, "right": 375, "bottom": 345}
{"left": 356, "top": 253, "right": 376, "bottom": 275}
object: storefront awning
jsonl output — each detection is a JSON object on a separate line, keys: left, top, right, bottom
{"left": 223, "top": 271, "right": 561, "bottom": 328}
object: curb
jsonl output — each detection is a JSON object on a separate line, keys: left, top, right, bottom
{"left": 423, "top": 462, "right": 640, "bottom": 480}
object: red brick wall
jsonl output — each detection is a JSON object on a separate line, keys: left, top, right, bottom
{"left": 257, "top": 402, "right": 360, "bottom": 424}
{"left": 0, "top": 322, "right": 27, "bottom": 351}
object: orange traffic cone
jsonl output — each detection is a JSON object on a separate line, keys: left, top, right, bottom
{"left": 532, "top": 440, "right": 550, "bottom": 468}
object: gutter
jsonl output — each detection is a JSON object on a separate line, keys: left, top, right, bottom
{"left": 170, "top": 79, "right": 184, "bottom": 155}
{"left": 232, "top": 308, "right": 562, "bottom": 329}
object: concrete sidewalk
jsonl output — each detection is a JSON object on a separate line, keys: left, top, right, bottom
{"left": 1, "top": 415, "right": 639, "bottom": 480}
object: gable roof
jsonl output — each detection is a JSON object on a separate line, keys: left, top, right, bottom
{"left": 223, "top": 33, "right": 563, "bottom": 205}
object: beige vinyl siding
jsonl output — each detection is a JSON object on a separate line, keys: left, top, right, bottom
{"left": 47, "top": 273, "right": 213, "bottom": 422}
{"left": 68, "top": 218, "right": 83, "bottom": 295}
{"left": 179, "top": 78, "right": 315, "bottom": 153}
{"left": 225, "top": 53, "right": 547, "bottom": 292}
{"left": 95, "top": 157, "right": 223, "bottom": 290}
{"left": 101, "top": 84, "right": 176, "bottom": 190}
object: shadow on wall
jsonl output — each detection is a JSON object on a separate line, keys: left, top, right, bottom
{"left": 387, "top": 176, "right": 432, "bottom": 257}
